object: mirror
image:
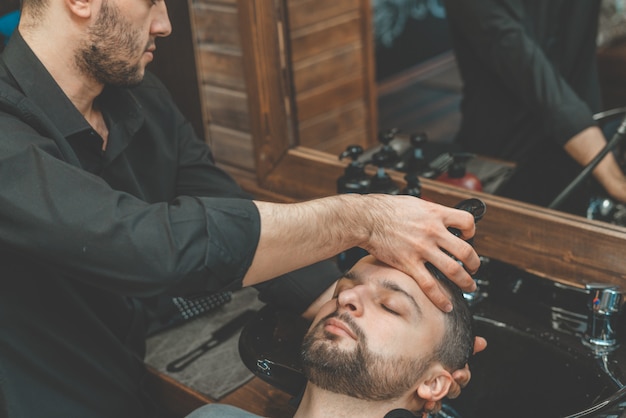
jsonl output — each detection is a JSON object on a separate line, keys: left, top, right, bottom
{"left": 160, "top": 0, "right": 626, "bottom": 288}
{"left": 246, "top": 0, "right": 626, "bottom": 288}
{"left": 370, "top": 1, "right": 626, "bottom": 225}
{"left": 233, "top": 0, "right": 626, "bottom": 228}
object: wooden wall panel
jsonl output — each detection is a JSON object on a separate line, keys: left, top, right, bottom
{"left": 190, "top": 0, "right": 256, "bottom": 172}
{"left": 298, "top": 102, "right": 367, "bottom": 149}
{"left": 289, "top": 13, "right": 362, "bottom": 62}
{"left": 317, "top": 130, "right": 369, "bottom": 156}
{"left": 287, "top": 0, "right": 361, "bottom": 30}
{"left": 189, "top": 0, "right": 378, "bottom": 180}
{"left": 196, "top": 47, "right": 245, "bottom": 91}
{"left": 286, "top": 0, "right": 378, "bottom": 152}
{"left": 201, "top": 85, "right": 250, "bottom": 131}
{"left": 192, "top": 3, "right": 241, "bottom": 47}
{"left": 292, "top": 45, "right": 364, "bottom": 93}
{"left": 208, "top": 125, "right": 255, "bottom": 171}
{"left": 295, "top": 76, "right": 366, "bottom": 120}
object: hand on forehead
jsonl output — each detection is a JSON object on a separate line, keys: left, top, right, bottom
{"left": 340, "top": 255, "right": 446, "bottom": 319}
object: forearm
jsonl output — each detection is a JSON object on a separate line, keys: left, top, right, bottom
{"left": 564, "top": 126, "right": 626, "bottom": 202}
{"left": 243, "top": 194, "right": 369, "bottom": 286}
{"left": 243, "top": 194, "right": 481, "bottom": 312}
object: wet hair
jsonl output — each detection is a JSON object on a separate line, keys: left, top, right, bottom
{"left": 430, "top": 266, "right": 475, "bottom": 372}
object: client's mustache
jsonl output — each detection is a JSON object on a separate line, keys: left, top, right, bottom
{"left": 316, "top": 310, "right": 366, "bottom": 341}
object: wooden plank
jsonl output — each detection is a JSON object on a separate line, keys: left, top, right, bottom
{"left": 289, "top": 13, "right": 362, "bottom": 63}
{"left": 217, "top": 164, "right": 299, "bottom": 203}
{"left": 265, "top": 147, "right": 346, "bottom": 198}
{"left": 286, "top": 0, "right": 378, "bottom": 148}
{"left": 286, "top": 0, "right": 360, "bottom": 30}
{"left": 292, "top": 44, "right": 364, "bottom": 93}
{"left": 314, "top": 129, "right": 369, "bottom": 155}
{"left": 201, "top": 85, "right": 250, "bottom": 131}
{"left": 358, "top": 0, "right": 379, "bottom": 146}
{"left": 237, "top": 0, "right": 294, "bottom": 181}
{"left": 196, "top": 46, "right": 245, "bottom": 91}
{"left": 295, "top": 76, "right": 366, "bottom": 120}
{"left": 220, "top": 377, "right": 295, "bottom": 418}
{"left": 209, "top": 125, "right": 256, "bottom": 171}
{"left": 298, "top": 101, "right": 367, "bottom": 148}
{"left": 191, "top": 2, "right": 241, "bottom": 48}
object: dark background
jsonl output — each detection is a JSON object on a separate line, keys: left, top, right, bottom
{"left": 373, "top": 3, "right": 452, "bottom": 81}
{"left": 0, "top": 0, "right": 20, "bottom": 53}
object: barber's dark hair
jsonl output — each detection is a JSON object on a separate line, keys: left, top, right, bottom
{"left": 431, "top": 267, "right": 474, "bottom": 372}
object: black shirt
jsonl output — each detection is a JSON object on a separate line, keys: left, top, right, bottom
{"left": 0, "top": 32, "right": 339, "bottom": 417}
{"left": 444, "top": 0, "right": 602, "bottom": 206}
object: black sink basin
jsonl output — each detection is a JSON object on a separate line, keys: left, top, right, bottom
{"left": 238, "top": 261, "right": 626, "bottom": 418}
{"left": 443, "top": 316, "right": 619, "bottom": 418}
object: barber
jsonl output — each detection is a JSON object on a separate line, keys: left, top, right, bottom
{"left": 444, "top": 0, "right": 626, "bottom": 209}
{"left": 0, "top": 1, "right": 480, "bottom": 417}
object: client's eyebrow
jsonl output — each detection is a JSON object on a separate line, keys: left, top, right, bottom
{"left": 380, "top": 279, "right": 423, "bottom": 317}
{"left": 343, "top": 271, "right": 422, "bottom": 317}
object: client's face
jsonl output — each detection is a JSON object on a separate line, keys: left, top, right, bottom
{"left": 301, "top": 255, "right": 446, "bottom": 401}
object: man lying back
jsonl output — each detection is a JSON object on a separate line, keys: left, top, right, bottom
{"left": 192, "top": 254, "right": 476, "bottom": 417}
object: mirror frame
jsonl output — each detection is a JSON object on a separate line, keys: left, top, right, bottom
{"left": 230, "top": 0, "right": 626, "bottom": 288}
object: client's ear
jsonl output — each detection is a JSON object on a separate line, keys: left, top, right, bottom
{"left": 416, "top": 366, "right": 453, "bottom": 403}
{"left": 66, "top": 0, "right": 94, "bottom": 19}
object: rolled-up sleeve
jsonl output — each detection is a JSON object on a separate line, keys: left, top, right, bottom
{"left": 0, "top": 131, "right": 260, "bottom": 297}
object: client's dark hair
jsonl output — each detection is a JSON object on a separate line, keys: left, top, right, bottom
{"left": 430, "top": 266, "right": 474, "bottom": 371}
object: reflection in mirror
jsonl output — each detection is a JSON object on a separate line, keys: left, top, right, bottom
{"left": 178, "top": 0, "right": 626, "bottom": 287}
{"left": 370, "top": 0, "right": 626, "bottom": 227}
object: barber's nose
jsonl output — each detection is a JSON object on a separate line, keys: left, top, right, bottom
{"left": 152, "top": 2, "right": 172, "bottom": 37}
{"left": 337, "top": 287, "right": 364, "bottom": 317}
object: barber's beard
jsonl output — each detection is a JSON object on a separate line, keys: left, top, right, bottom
{"left": 301, "top": 312, "right": 430, "bottom": 401}
{"left": 75, "top": 0, "right": 147, "bottom": 87}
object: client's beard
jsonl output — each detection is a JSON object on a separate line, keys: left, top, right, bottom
{"left": 301, "top": 312, "right": 430, "bottom": 401}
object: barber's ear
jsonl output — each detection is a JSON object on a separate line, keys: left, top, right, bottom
{"left": 416, "top": 367, "right": 453, "bottom": 403}
{"left": 66, "top": 0, "right": 94, "bottom": 19}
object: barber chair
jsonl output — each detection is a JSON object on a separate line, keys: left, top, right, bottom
{"left": 238, "top": 304, "right": 308, "bottom": 398}
{"left": 237, "top": 305, "right": 462, "bottom": 418}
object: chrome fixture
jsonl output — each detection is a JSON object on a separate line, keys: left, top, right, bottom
{"left": 462, "top": 256, "right": 490, "bottom": 307}
{"left": 584, "top": 283, "right": 623, "bottom": 349}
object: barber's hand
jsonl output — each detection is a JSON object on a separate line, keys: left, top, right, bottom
{"left": 361, "top": 195, "right": 480, "bottom": 312}
{"left": 422, "top": 336, "right": 487, "bottom": 416}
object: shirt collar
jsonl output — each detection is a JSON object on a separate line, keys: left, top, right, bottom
{"left": 3, "top": 31, "right": 90, "bottom": 138}
{"left": 3, "top": 31, "right": 145, "bottom": 159}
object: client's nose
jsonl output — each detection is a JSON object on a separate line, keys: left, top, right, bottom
{"left": 337, "top": 287, "right": 364, "bottom": 316}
